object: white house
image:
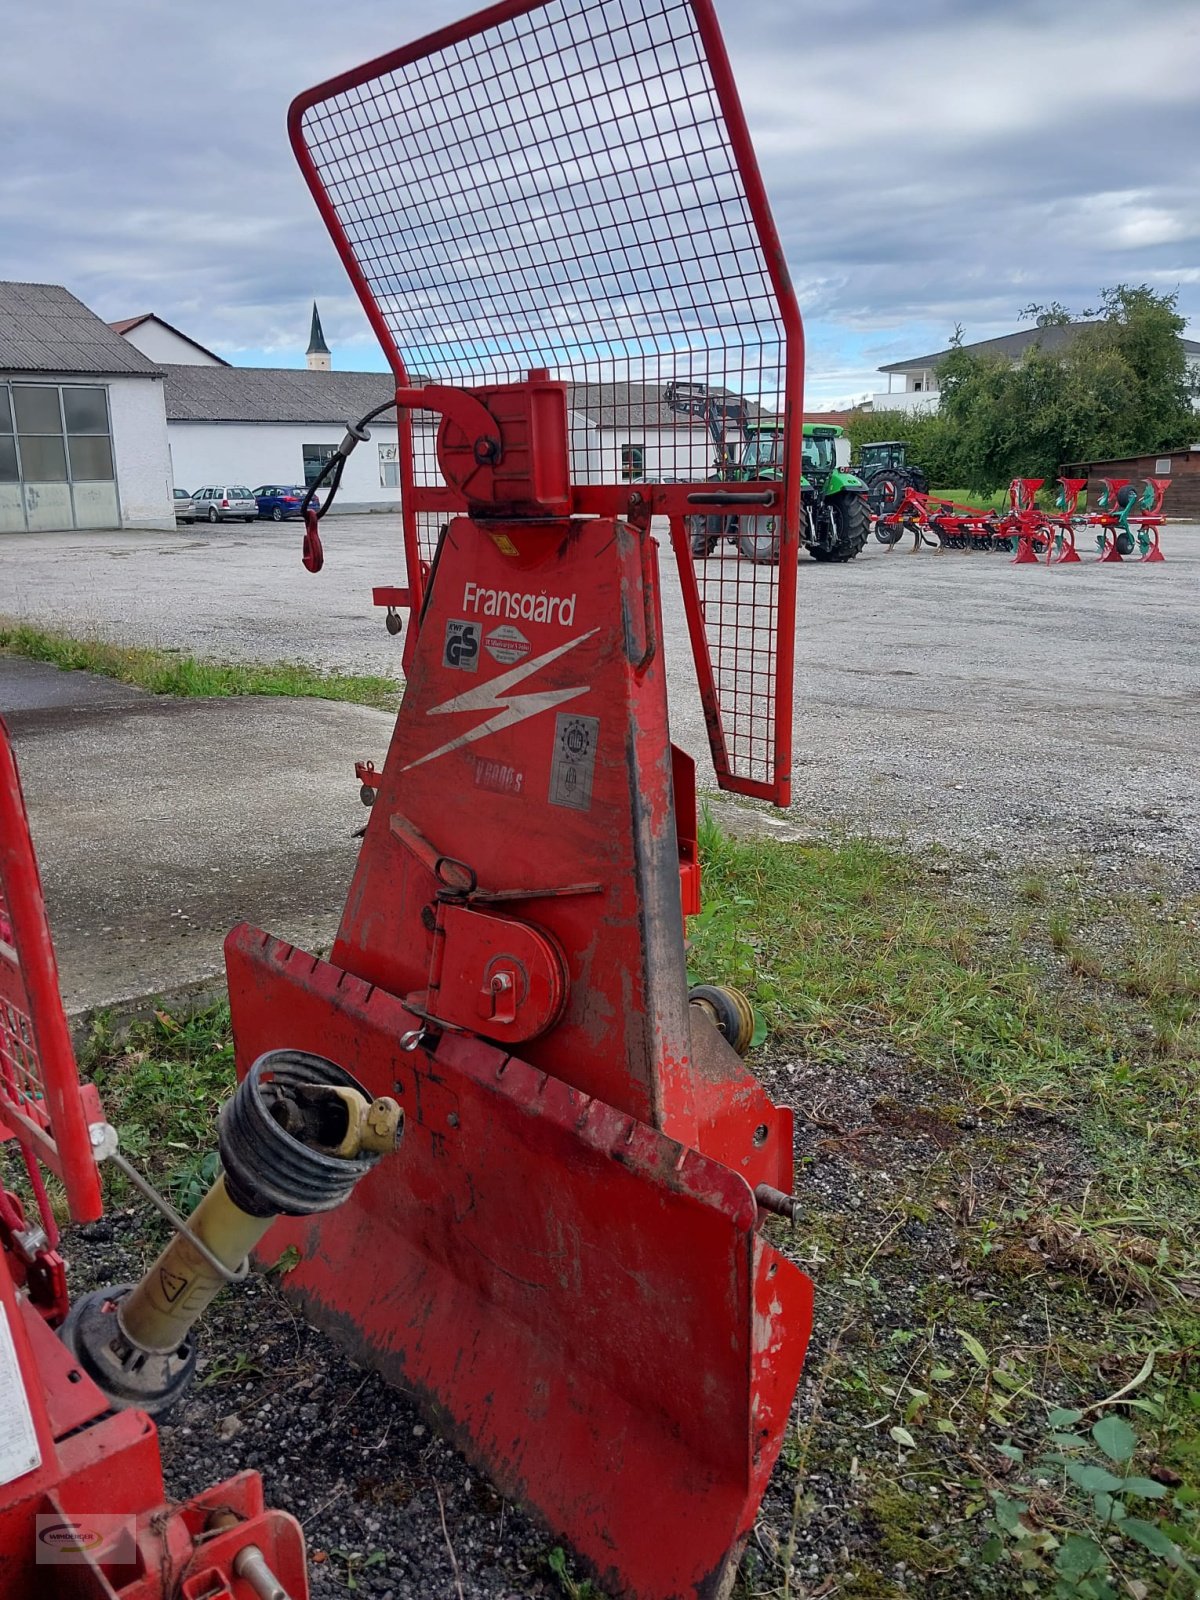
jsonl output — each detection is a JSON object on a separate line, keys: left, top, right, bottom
{"left": 161, "top": 365, "right": 410, "bottom": 510}
{"left": 0, "top": 281, "right": 174, "bottom": 533}
{"left": 109, "top": 313, "right": 229, "bottom": 368}
{"left": 871, "top": 323, "right": 1200, "bottom": 414}
{"left": 161, "top": 366, "right": 721, "bottom": 509}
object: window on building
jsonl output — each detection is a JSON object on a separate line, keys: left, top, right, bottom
{"left": 379, "top": 441, "right": 400, "bottom": 489}
{"left": 0, "top": 390, "right": 16, "bottom": 484}
{"left": 303, "top": 444, "right": 338, "bottom": 487}
{"left": 621, "top": 444, "right": 645, "bottom": 480}
{"left": 1, "top": 382, "right": 117, "bottom": 532}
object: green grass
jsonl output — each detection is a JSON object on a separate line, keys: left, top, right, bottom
{"left": 927, "top": 485, "right": 1068, "bottom": 513}
{"left": 691, "top": 815, "right": 1198, "bottom": 1267}
{"left": 80, "top": 1005, "right": 237, "bottom": 1207}
{"left": 58, "top": 820, "right": 1200, "bottom": 1597}
{"left": 0, "top": 620, "right": 401, "bottom": 709}
{"left": 688, "top": 816, "right": 1199, "bottom": 1597}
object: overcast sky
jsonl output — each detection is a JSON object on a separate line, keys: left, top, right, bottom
{"left": 2, "top": 0, "right": 1197, "bottom": 407}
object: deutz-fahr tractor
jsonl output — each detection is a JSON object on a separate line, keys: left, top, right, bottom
{"left": 854, "top": 439, "right": 929, "bottom": 519}
{"left": 668, "top": 383, "right": 870, "bottom": 563}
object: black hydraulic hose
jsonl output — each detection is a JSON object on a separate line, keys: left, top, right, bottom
{"left": 299, "top": 397, "right": 399, "bottom": 572}
{"left": 300, "top": 396, "right": 398, "bottom": 523}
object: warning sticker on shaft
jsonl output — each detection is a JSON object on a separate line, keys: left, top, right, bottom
{"left": 549, "top": 713, "right": 599, "bottom": 812}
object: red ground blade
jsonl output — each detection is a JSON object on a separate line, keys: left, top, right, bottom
{"left": 227, "top": 927, "right": 813, "bottom": 1599}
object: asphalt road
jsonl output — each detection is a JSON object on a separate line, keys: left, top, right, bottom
{"left": 4, "top": 514, "right": 1199, "bottom": 875}
{"left": 0, "top": 654, "right": 388, "bottom": 1013}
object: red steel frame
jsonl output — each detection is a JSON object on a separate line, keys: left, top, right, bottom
{"left": 288, "top": 0, "right": 803, "bottom": 807}
{"left": 0, "top": 717, "right": 102, "bottom": 1224}
{"left": 231, "top": 8, "right": 818, "bottom": 1593}
{"left": 0, "top": 718, "right": 309, "bottom": 1600}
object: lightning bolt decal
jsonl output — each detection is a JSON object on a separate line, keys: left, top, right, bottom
{"left": 402, "top": 629, "right": 599, "bottom": 772}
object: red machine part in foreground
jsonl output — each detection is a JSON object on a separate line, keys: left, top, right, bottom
{"left": 0, "top": 717, "right": 309, "bottom": 1600}
{"left": 227, "top": 6, "right": 815, "bottom": 1594}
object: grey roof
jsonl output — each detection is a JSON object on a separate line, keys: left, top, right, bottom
{"left": 567, "top": 381, "right": 766, "bottom": 430}
{"left": 0, "top": 281, "right": 162, "bottom": 376}
{"left": 881, "top": 322, "right": 1200, "bottom": 374}
{"left": 163, "top": 365, "right": 399, "bottom": 423}
{"left": 162, "top": 366, "right": 761, "bottom": 431}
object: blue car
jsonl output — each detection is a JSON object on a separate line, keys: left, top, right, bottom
{"left": 252, "top": 484, "right": 319, "bottom": 521}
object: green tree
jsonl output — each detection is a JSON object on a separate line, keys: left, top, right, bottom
{"left": 844, "top": 405, "right": 959, "bottom": 485}
{"left": 927, "top": 285, "right": 1197, "bottom": 493}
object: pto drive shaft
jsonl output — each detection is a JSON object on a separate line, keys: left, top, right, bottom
{"left": 62, "top": 1051, "right": 402, "bottom": 1413}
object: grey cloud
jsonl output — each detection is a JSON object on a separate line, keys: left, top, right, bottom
{"left": 1, "top": 0, "right": 1196, "bottom": 404}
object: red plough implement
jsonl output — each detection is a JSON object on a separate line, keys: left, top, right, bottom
{"left": 228, "top": 2, "right": 814, "bottom": 1595}
{"left": 876, "top": 474, "right": 1171, "bottom": 564}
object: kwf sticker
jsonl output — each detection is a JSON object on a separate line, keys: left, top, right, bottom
{"left": 443, "top": 619, "right": 482, "bottom": 672}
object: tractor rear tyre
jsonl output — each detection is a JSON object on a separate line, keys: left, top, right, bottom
{"left": 811, "top": 491, "right": 869, "bottom": 562}
{"left": 866, "top": 467, "right": 911, "bottom": 520}
{"left": 689, "top": 512, "right": 728, "bottom": 558}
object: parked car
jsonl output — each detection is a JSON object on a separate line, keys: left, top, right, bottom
{"left": 192, "top": 485, "right": 258, "bottom": 523}
{"left": 251, "top": 485, "right": 319, "bottom": 521}
{"left": 173, "top": 488, "right": 195, "bottom": 523}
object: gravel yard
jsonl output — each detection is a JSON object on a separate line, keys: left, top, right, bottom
{"left": 5, "top": 518, "right": 1199, "bottom": 1598}
{"left": 5, "top": 516, "right": 1199, "bottom": 874}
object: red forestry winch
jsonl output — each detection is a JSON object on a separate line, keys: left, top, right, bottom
{"left": 225, "top": 2, "right": 815, "bottom": 1595}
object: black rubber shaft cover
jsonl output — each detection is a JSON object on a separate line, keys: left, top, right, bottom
{"left": 219, "top": 1049, "right": 382, "bottom": 1218}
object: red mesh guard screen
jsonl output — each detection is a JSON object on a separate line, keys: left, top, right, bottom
{"left": 290, "top": 0, "right": 801, "bottom": 803}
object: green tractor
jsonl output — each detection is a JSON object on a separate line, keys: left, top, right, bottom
{"left": 666, "top": 383, "right": 870, "bottom": 564}
{"left": 854, "top": 439, "right": 929, "bottom": 521}
{"left": 734, "top": 422, "right": 871, "bottom": 563}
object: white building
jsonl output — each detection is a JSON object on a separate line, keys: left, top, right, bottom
{"left": 160, "top": 366, "right": 721, "bottom": 509}
{"left": 109, "top": 313, "right": 228, "bottom": 368}
{"left": 0, "top": 281, "right": 174, "bottom": 533}
{"left": 162, "top": 365, "right": 409, "bottom": 510}
{"left": 870, "top": 323, "right": 1200, "bottom": 414}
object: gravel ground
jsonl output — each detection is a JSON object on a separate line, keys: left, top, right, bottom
{"left": 5, "top": 516, "right": 1198, "bottom": 874}
{"left": 9, "top": 516, "right": 1196, "bottom": 1594}
{"left": 53, "top": 1029, "right": 1106, "bottom": 1600}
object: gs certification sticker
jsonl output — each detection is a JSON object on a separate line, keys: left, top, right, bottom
{"left": 549, "top": 713, "right": 599, "bottom": 812}
{"left": 442, "top": 619, "right": 481, "bottom": 672}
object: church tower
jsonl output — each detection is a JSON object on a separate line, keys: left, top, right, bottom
{"left": 306, "top": 302, "right": 331, "bottom": 371}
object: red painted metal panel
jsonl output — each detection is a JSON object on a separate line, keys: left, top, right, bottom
{"left": 288, "top": 0, "right": 800, "bottom": 806}
{"left": 227, "top": 928, "right": 813, "bottom": 1600}
{"left": 0, "top": 718, "right": 103, "bottom": 1223}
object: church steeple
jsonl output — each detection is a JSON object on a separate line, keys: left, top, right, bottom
{"left": 306, "top": 302, "right": 331, "bottom": 371}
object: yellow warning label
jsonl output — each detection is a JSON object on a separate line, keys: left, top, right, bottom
{"left": 489, "top": 532, "right": 520, "bottom": 556}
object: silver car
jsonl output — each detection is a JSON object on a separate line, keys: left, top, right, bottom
{"left": 173, "top": 488, "right": 195, "bottom": 523}
{"left": 192, "top": 484, "right": 258, "bottom": 523}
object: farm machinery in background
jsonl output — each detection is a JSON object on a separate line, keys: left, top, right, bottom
{"left": 875, "top": 475, "right": 1171, "bottom": 562}
{"left": 669, "top": 382, "right": 871, "bottom": 562}
{"left": 853, "top": 439, "right": 929, "bottom": 519}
